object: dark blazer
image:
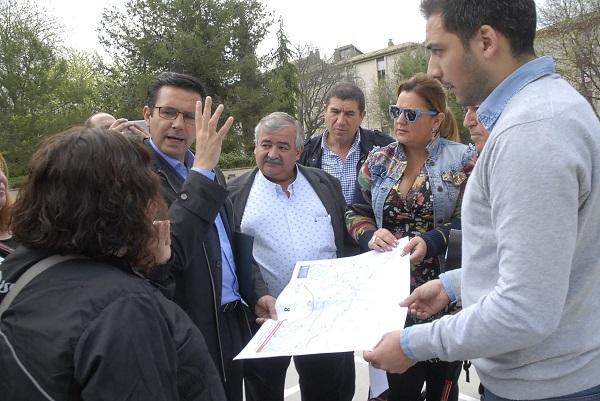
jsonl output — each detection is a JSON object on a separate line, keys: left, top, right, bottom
{"left": 145, "top": 142, "right": 268, "bottom": 383}
{"left": 227, "top": 164, "right": 348, "bottom": 258}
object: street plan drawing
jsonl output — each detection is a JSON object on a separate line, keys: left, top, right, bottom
{"left": 235, "top": 237, "right": 410, "bottom": 359}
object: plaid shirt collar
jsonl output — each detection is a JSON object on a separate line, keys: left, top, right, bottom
{"left": 320, "top": 128, "right": 361, "bottom": 153}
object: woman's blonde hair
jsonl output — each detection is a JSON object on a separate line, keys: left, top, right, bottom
{"left": 396, "top": 73, "right": 459, "bottom": 142}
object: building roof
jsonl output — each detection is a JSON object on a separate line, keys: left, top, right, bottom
{"left": 335, "top": 42, "right": 421, "bottom": 65}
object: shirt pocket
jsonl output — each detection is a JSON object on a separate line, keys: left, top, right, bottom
{"left": 441, "top": 170, "right": 466, "bottom": 203}
{"left": 441, "top": 170, "right": 467, "bottom": 186}
{"left": 309, "top": 215, "right": 337, "bottom": 255}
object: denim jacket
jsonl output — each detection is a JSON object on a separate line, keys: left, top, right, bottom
{"left": 346, "top": 136, "right": 476, "bottom": 254}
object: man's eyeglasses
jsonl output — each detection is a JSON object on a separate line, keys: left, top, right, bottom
{"left": 155, "top": 107, "right": 196, "bottom": 125}
{"left": 388, "top": 105, "right": 438, "bottom": 123}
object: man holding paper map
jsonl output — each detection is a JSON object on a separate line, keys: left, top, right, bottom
{"left": 228, "top": 112, "right": 355, "bottom": 401}
{"left": 365, "top": 1, "right": 600, "bottom": 400}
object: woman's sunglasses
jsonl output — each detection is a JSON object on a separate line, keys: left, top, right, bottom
{"left": 388, "top": 105, "right": 438, "bottom": 123}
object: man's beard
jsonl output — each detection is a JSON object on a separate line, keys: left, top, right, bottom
{"left": 458, "top": 51, "right": 494, "bottom": 107}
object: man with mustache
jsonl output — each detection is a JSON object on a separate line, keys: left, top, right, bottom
{"left": 228, "top": 112, "right": 355, "bottom": 401}
{"left": 142, "top": 71, "right": 276, "bottom": 401}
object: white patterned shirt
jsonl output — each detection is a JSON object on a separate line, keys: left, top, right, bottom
{"left": 240, "top": 168, "right": 337, "bottom": 297}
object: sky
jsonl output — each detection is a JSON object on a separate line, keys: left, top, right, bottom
{"left": 44, "top": 0, "right": 428, "bottom": 58}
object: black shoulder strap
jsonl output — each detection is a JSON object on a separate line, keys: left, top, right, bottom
{"left": 0, "top": 242, "right": 14, "bottom": 256}
{"left": 0, "top": 254, "right": 81, "bottom": 318}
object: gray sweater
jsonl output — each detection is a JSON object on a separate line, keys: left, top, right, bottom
{"left": 404, "top": 69, "right": 600, "bottom": 398}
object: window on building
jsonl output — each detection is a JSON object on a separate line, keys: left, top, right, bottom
{"left": 377, "top": 57, "right": 386, "bottom": 80}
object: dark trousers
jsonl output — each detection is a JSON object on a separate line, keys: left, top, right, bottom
{"left": 244, "top": 352, "right": 356, "bottom": 401}
{"left": 219, "top": 307, "right": 246, "bottom": 401}
{"left": 387, "top": 360, "right": 462, "bottom": 401}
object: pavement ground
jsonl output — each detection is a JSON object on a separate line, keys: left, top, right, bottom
{"left": 280, "top": 352, "right": 481, "bottom": 401}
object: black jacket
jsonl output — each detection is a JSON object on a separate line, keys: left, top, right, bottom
{"left": 146, "top": 143, "right": 268, "bottom": 382}
{"left": 0, "top": 247, "right": 226, "bottom": 401}
{"left": 299, "top": 127, "right": 394, "bottom": 172}
{"left": 227, "top": 165, "right": 348, "bottom": 259}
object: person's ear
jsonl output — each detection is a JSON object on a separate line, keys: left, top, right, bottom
{"left": 477, "top": 25, "right": 501, "bottom": 59}
{"left": 433, "top": 112, "right": 446, "bottom": 132}
{"left": 359, "top": 110, "right": 366, "bottom": 122}
{"left": 143, "top": 105, "right": 152, "bottom": 125}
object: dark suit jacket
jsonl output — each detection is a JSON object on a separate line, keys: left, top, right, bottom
{"left": 145, "top": 142, "right": 268, "bottom": 382}
{"left": 299, "top": 127, "right": 394, "bottom": 173}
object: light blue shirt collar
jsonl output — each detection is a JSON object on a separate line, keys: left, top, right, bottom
{"left": 148, "top": 138, "right": 195, "bottom": 179}
{"left": 478, "top": 56, "right": 555, "bottom": 133}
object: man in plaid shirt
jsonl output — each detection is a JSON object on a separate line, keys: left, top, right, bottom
{"left": 299, "top": 82, "right": 393, "bottom": 256}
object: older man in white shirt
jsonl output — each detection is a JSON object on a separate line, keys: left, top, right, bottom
{"left": 228, "top": 112, "right": 355, "bottom": 401}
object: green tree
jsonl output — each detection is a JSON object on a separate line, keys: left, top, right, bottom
{"left": 1, "top": 0, "right": 63, "bottom": 175}
{"left": 367, "top": 78, "right": 396, "bottom": 134}
{"left": 295, "top": 45, "right": 347, "bottom": 138}
{"left": 537, "top": 0, "right": 600, "bottom": 114}
{"left": 50, "top": 51, "right": 107, "bottom": 123}
{"left": 99, "top": 0, "right": 273, "bottom": 150}
{"left": 0, "top": 0, "right": 107, "bottom": 177}
{"left": 392, "top": 45, "right": 429, "bottom": 81}
{"left": 222, "top": 3, "right": 270, "bottom": 153}
{"left": 0, "top": 0, "right": 62, "bottom": 116}
{"left": 263, "top": 19, "right": 299, "bottom": 116}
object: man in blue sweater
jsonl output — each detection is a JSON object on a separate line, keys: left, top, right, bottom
{"left": 364, "top": 1, "right": 600, "bottom": 400}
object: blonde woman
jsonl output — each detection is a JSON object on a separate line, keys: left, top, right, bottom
{"left": 346, "top": 74, "right": 476, "bottom": 401}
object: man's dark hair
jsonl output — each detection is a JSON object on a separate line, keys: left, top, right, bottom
{"left": 12, "top": 127, "right": 167, "bottom": 268}
{"left": 324, "top": 82, "right": 366, "bottom": 113}
{"left": 420, "top": 0, "right": 537, "bottom": 57}
{"left": 146, "top": 72, "right": 207, "bottom": 108}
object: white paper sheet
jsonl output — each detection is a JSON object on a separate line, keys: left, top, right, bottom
{"left": 369, "top": 366, "right": 390, "bottom": 398}
{"left": 235, "top": 238, "right": 410, "bottom": 359}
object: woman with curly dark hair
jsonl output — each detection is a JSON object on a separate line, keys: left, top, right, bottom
{"left": 0, "top": 127, "right": 226, "bottom": 401}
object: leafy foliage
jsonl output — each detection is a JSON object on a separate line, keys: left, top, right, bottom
{"left": 0, "top": 0, "right": 103, "bottom": 175}
{"left": 537, "top": 0, "right": 600, "bottom": 115}
{"left": 99, "top": 0, "right": 273, "bottom": 152}
{"left": 218, "top": 150, "right": 255, "bottom": 169}
{"left": 263, "top": 19, "right": 300, "bottom": 116}
{"left": 295, "top": 45, "right": 348, "bottom": 138}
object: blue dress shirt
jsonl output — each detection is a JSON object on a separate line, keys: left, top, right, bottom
{"left": 148, "top": 139, "right": 240, "bottom": 304}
